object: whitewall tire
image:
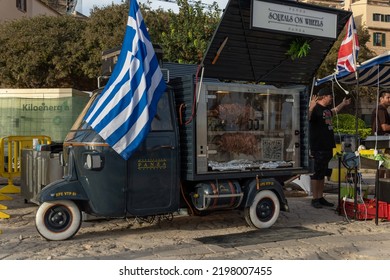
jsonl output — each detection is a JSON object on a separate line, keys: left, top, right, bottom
{"left": 244, "top": 190, "right": 280, "bottom": 229}
{"left": 35, "top": 200, "right": 82, "bottom": 241}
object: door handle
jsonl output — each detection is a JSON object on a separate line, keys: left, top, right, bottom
{"left": 148, "top": 145, "right": 175, "bottom": 152}
{"left": 160, "top": 145, "right": 175, "bottom": 150}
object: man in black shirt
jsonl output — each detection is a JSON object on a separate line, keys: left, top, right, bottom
{"left": 309, "top": 87, "right": 351, "bottom": 208}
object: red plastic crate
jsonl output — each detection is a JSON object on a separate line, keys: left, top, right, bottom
{"left": 340, "top": 199, "right": 389, "bottom": 220}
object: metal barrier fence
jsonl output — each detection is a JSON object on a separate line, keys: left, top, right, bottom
{"left": 0, "top": 135, "right": 51, "bottom": 194}
{"left": 0, "top": 201, "right": 10, "bottom": 219}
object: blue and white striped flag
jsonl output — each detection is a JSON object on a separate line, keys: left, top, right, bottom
{"left": 84, "top": 0, "right": 166, "bottom": 160}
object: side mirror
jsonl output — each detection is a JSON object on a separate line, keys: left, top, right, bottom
{"left": 59, "top": 152, "right": 66, "bottom": 167}
{"left": 83, "top": 152, "right": 104, "bottom": 170}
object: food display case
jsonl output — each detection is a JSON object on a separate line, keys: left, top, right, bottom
{"left": 195, "top": 82, "right": 304, "bottom": 173}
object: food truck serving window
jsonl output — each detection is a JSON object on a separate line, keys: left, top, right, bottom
{"left": 195, "top": 83, "right": 303, "bottom": 173}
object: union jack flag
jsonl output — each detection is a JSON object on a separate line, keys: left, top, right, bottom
{"left": 84, "top": 0, "right": 166, "bottom": 160}
{"left": 337, "top": 16, "right": 359, "bottom": 73}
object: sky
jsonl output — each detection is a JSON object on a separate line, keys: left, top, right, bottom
{"left": 79, "top": 0, "right": 228, "bottom": 16}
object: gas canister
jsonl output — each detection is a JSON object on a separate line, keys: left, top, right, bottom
{"left": 191, "top": 180, "right": 243, "bottom": 211}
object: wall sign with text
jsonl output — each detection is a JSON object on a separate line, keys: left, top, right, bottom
{"left": 251, "top": 0, "right": 337, "bottom": 39}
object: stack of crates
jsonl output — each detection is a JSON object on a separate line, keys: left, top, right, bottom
{"left": 341, "top": 199, "right": 390, "bottom": 220}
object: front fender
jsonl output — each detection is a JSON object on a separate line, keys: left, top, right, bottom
{"left": 243, "top": 178, "right": 289, "bottom": 212}
{"left": 36, "top": 179, "right": 89, "bottom": 203}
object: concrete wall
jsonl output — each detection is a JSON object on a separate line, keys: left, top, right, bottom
{"left": 0, "top": 0, "right": 60, "bottom": 23}
{"left": 0, "top": 88, "right": 90, "bottom": 142}
{"left": 351, "top": 0, "right": 390, "bottom": 55}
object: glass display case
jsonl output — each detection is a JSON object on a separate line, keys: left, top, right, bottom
{"left": 196, "top": 82, "right": 304, "bottom": 173}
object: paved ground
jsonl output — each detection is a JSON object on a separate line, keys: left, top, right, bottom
{"left": 1, "top": 176, "right": 390, "bottom": 260}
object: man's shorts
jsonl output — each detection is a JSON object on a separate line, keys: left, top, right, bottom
{"left": 310, "top": 150, "right": 333, "bottom": 180}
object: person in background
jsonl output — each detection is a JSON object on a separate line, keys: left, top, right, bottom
{"left": 309, "top": 87, "right": 351, "bottom": 208}
{"left": 371, "top": 89, "right": 390, "bottom": 136}
{"left": 371, "top": 89, "right": 390, "bottom": 178}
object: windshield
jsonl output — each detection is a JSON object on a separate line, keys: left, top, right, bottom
{"left": 64, "top": 91, "right": 104, "bottom": 143}
{"left": 70, "top": 90, "right": 100, "bottom": 131}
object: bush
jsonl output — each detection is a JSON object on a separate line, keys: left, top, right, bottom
{"left": 332, "top": 113, "right": 371, "bottom": 139}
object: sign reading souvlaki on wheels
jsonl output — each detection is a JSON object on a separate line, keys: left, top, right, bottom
{"left": 251, "top": 0, "right": 337, "bottom": 39}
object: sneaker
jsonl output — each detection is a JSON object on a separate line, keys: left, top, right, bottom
{"left": 311, "top": 199, "right": 322, "bottom": 208}
{"left": 319, "top": 197, "right": 334, "bottom": 207}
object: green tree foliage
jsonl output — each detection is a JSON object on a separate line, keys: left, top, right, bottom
{"left": 81, "top": 0, "right": 221, "bottom": 82}
{"left": 81, "top": 3, "right": 129, "bottom": 80}
{"left": 139, "top": 1, "right": 170, "bottom": 45}
{"left": 0, "top": 1, "right": 221, "bottom": 90}
{"left": 0, "top": 16, "right": 94, "bottom": 89}
{"left": 1, "top": 1, "right": 375, "bottom": 92}
{"left": 159, "top": 0, "right": 221, "bottom": 63}
{"left": 333, "top": 113, "right": 371, "bottom": 139}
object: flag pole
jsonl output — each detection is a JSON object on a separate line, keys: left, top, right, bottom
{"left": 352, "top": 14, "right": 359, "bottom": 220}
{"left": 353, "top": 14, "right": 359, "bottom": 150}
{"left": 353, "top": 70, "right": 359, "bottom": 220}
{"left": 354, "top": 73, "right": 359, "bottom": 149}
{"left": 352, "top": 16, "right": 358, "bottom": 80}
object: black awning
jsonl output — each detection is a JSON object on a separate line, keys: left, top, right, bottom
{"left": 201, "top": 0, "right": 351, "bottom": 85}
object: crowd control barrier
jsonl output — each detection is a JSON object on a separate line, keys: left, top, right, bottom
{"left": 0, "top": 203, "right": 10, "bottom": 219}
{"left": 0, "top": 135, "right": 51, "bottom": 194}
{"left": 0, "top": 192, "right": 11, "bottom": 219}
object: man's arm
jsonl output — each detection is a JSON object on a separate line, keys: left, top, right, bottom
{"left": 331, "top": 97, "right": 351, "bottom": 114}
{"left": 377, "top": 110, "right": 390, "bottom": 132}
{"left": 380, "top": 123, "right": 390, "bottom": 132}
{"left": 309, "top": 95, "right": 317, "bottom": 120}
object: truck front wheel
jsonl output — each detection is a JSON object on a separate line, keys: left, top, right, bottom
{"left": 244, "top": 190, "right": 280, "bottom": 229}
{"left": 35, "top": 200, "right": 82, "bottom": 241}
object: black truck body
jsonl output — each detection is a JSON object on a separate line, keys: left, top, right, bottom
{"left": 34, "top": 0, "right": 351, "bottom": 240}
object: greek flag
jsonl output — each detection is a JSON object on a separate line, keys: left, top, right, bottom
{"left": 84, "top": 0, "right": 166, "bottom": 160}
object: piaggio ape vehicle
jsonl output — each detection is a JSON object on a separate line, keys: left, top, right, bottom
{"left": 34, "top": 0, "right": 351, "bottom": 240}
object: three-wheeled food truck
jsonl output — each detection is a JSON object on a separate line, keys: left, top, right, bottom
{"left": 34, "top": 0, "right": 351, "bottom": 240}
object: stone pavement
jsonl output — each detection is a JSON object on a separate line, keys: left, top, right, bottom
{"left": 1, "top": 177, "right": 390, "bottom": 260}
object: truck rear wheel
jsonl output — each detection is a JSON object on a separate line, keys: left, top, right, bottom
{"left": 244, "top": 190, "right": 280, "bottom": 229}
{"left": 35, "top": 200, "right": 82, "bottom": 241}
